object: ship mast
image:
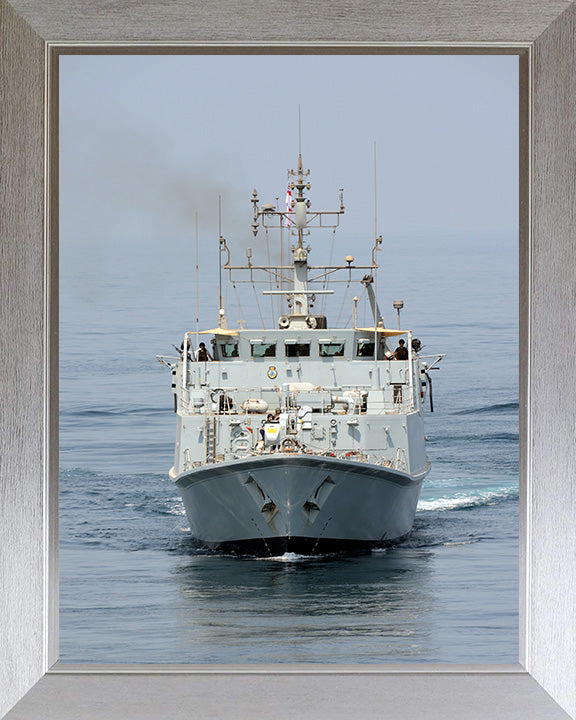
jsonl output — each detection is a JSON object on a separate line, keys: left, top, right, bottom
{"left": 221, "top": 154, "right": 384, "bottom": 332}
{"left": 289, "top": 153, "right": 311, "bottom": 316}
{"left": 247, "top": 155, "right": 346, "bottom": 326}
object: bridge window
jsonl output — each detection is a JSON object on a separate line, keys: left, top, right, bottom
{"left": 319, "top": 342, "right": 345, "bottom": 357}
{"left": 220, "top": 343, "right": 239, "bottom": 358}
{"left": 251, "top": 342, "right": 276, "bottom": 358}
{"left": 285, "top": 342, "right": 310, "bottom": 358}
{"left": 356, "top": 339, "right": 375, "bottom": 357}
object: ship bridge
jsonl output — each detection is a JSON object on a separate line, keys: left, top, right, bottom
{"left": 173, "top": 324, "right": 429, "bottom": 421}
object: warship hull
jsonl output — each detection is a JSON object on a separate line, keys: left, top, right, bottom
{"left": 174, "top": 454, "right": 428, "bottom": 557}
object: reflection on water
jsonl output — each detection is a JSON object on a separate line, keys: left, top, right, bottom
{"left": 60, "top": 475, "right": 517, "bottom": 664}
{"left": 169, "top": 549, "right": 435, "bottom": 663}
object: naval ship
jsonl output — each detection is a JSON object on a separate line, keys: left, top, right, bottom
{"left": 158, "top": 154, "right": 443, "bottom": 556}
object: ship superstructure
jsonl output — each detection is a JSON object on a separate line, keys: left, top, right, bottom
{"left": 158, "top": 153, "right": 443, "bottom": 556}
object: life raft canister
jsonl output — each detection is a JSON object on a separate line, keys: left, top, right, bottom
{"left": 241, "top": 398, "right": 269, "bottom": 414}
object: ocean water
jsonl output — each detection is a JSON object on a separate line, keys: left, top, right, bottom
{"left": 59, "top": 238, "right": 518, "bottom": 664}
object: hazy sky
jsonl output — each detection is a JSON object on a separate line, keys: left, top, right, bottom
{"left": 60, "top": 53, "right": 518, "bottom": 333}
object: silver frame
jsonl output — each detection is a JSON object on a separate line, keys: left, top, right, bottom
{"left": 1, "top": 2, "right": 575, "bottom": 718}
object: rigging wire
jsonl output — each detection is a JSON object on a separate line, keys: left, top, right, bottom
{"left": 252, "top": 281, "right": 266, "bottom": 329}
{"left": 321, "top": 227, "right": 337, "bottom": 317}
{"left": 335, "top": 281, "right": 351, "bottom": 327}
{"left": 275, "top": 196, "right": 283, "bottom": 320}
{"left": 265, "top": 227, "right": 275, "bottom": 325}
{"left": 232, "top": 281, "right": 247, "bottom": 328}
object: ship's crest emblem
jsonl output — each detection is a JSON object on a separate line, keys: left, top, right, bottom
{"left": 267, "top": 366, "right": 278, "bottom": 379}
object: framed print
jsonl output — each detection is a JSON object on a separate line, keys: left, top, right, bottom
{"left": 56, "top": 51, "right": 519, "bottom": 667}
{"left": 1, "top": 2, "right": 576, "bottom": 719}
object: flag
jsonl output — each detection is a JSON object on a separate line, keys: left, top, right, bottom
{"left": 285, "top": 186, "right": 293, "bottom": 227}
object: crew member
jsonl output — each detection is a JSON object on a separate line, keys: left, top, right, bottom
{"left": 177, "top": 341, "right": 193, "bottom": 361}
{"left": 394, "top": 338, "right": 409, "bottom": 360}
{"left": 195, "top": 342, "right": 213, "bottom": 361}
{"left": 260, "top": 414, "right": 274, "bottom": 441}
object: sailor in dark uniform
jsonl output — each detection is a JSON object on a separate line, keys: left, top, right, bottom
{"left": 394, "top": 338, "right": 409, "bottom": 360}
{"left": 175, "top": 341, "right": 193, "bottom": 361}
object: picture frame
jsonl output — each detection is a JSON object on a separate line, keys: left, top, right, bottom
{"left": 1, "top": 2, "right": 575, "bottom": 718}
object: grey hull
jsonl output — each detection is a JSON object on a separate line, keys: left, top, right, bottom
{"left": 175, "top": 454, "right": 427, "bottom": 556}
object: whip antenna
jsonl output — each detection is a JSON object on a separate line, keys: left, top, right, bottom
{"left": 374, "top": 141, "right": 377, "bottom": 243}
{"left": 195, "top": 212, "right": 200, "bottom": 347}
{"left": 298, "top": 105, "right": 301, "bottom": 156}
{"left": 218, "top": 196, "right": 223, "bottom": 327}
{"left": 373, "top": 141, "right": 380, "bottom": 364}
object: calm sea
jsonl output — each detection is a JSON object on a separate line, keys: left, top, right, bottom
{"left": 59, "top": 237, "right": 518, "bottom": 664}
